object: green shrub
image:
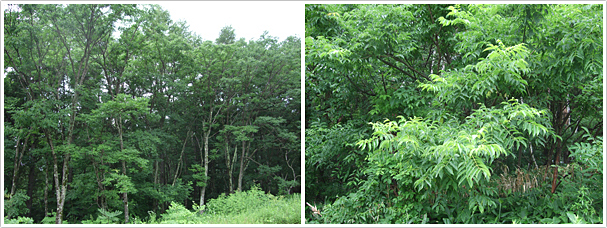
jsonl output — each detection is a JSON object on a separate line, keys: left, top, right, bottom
{"left": 4, "top": 189, "right": 30, "bottom": 218}
{"left": 206, "top": 185, "right": 269, "bottom": 215}
{"left": 253, "top": 194, "right": 300, "bottom": 224}
{"left": 204, "top": 193, "right": 301, "bottom": 224}
{"left": 40, "top": 212, "right": 68, "bottom": 224}
{"left": 151, "top": 187, "right": 299, "bottom": 224}
{"left": 96, "top": 208, "right": 122, "bottom": 224}
{"left": 159, "top": 202, "right": 204, "bottom": 224}
{"left": 4, "top": 216, "right": 34, "bottom": 224}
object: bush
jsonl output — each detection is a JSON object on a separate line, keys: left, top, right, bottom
{"left": 159, "top": 202, "right": 204, "bottom": 224}
{"left": 153, "top": 187, "right": 300, "bottom": 224}
{"left": 40, "top": 212, "right": 68, "bottom": 224}
{"left": 4, "top": 189, "right": 30, "bottom": 218}
{"left": 4, "top": 216, "right": 34, "bottom": 224}
{"left": 204, "top": 193, "right": 301, "bottom": 224}
{"left": 206, "top": 185, "right": 269, "bottom": 215}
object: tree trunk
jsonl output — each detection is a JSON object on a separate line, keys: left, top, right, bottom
{"left": 26, "top": 162, "right": 36, "bottom": 217}
{"left": 199, "top": 130, "right": 210, "bottom": 213}
{"left": 8, "top": 136, "right": 27, "bottom": 220}
{"left": 44, "top": 160, "right": 49, "bottom": 217}
{"left": 551, "top": 138, "right": 562, "bottom": 194}
{"left": 91, "top": 154, "right": 107, "bottom": 211}
{"left": 173, "top": 130, "right": 192, "bottom": 186}
{"left": 228, "top": 146, "right": 237, "bottom": 193}
{"left": 551, "top": 101, "right": 565, "bottom": 194}
{"left": 153, "top": 159, "right": 159, "bottom": 213}
{"left": 238, "top": 141, "right": 246, "bottom": 192}
{"left": 45, "top": 130, "right": 69, "bottom": 224}
{"left": 160, "top": 154, "right": 165, "bottom": 185}
{"left": 122, "top": 160, "right": 129, "bottom": 223}
{"left": 10, "top": 137, "right": 21, "bottom": 204}
{"left": 517, "top": 146, "right": 522, "bottom": 168}
{"left": 530, "top": 144, "right": 538, "bottom": 169}
{"left": 10, "top": 136, "right": 29, "bottom": 198}
{"left": 57, "top": 152, "right": 70, "bottom": 224}
{"left": 118, "top": 115, "right": 129, "bottom": 224}
{"left": 154, "top": 160, "right": 159, "bottom": 187}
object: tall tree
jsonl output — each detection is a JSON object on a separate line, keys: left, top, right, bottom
{"left": 4, "top": 4, "right": 301, "bottom": 223}
{"left": 305, "top": 4, "right": 602, "bottom": 224}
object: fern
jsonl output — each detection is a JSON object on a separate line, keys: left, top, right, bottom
{"left": 96, "top": 208, "right": 122, "bottom": 224}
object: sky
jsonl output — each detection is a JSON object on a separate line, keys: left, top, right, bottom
{"left": 1, "top": 1, "right": 303, "bottom": 41}
{"left": 156, "top": 1, "right": 303, "bottom": 42}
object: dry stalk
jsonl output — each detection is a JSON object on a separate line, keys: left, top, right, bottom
{"left": 495, "top": 165, "right": 553, "bottom": 196}
{"left": 306, "top": 202, "right": 322, "bottom": 217}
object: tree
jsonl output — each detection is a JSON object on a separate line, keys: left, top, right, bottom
{"left": 305, "top": 4, "right": 602, "bottom": 224}
{"left": 4, "top": 4, "right": 131, "bottom": 223}
{"left": 4, "top": 3, "right": 300, "bottom": 224}
{"left": 84, "top": 94, "right": 151, "bottom": 223}
{"left": 216, "top": 25, "right": 236, "bottom": 45}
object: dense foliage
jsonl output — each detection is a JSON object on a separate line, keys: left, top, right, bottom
{"left": 305, "top": 4, "right": 603, "bottom": 224}
{"left": 4, "top": 4, "right": 300, "bottom": 224}
{"left": 5, "top": 187, "right": 300, "bottom": 224}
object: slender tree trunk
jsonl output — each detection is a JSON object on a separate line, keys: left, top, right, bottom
{"left": 26, "top": 162, "right": 36, "bottom": 217}
{"left": 153, "top": 159, "right": 159, "bottom": 213}
{"left": 551, "top": 138, "right": 562, "bottom": 194}
{"left": 551, "top": 101, "right": 564, "bottom": 194}
{"left": 517, "top": 146, "right": 522, "bottom": 168}
{"left": 173, "top": 130, "right": 192, "bottom": 186}
{"left": 203, "top": 131, "right": 210, "bottom": 193}
{"left": 154, "top": 160, "right": 159, "bottom": 187}
{"left": 199, "top": 107, "right": 221, "bottom": 206}
{"left": 238, "top": 141, "right": 246, "bottom": 192}
{"left": 7, "top": 135, "right": 27, "bottom": 224}
{"left": 91, "top": 154, "right": 107, "bottom": 211}
{"left": 56, "top": 89, "right": 78, "bottom": 224}
{"left": 10, "top": 137, "right": 21, "bottom": 204}
{"left": 44, "top": 160, "right": 49, "bottom": 217}
{"left": 530, "top": 144, "right": 538, "bottom": 169}
{"left": 199, "top": 130, "right": 210, "bottom": 213}
{"left": 10, "top": 136, "right": 29, "bottom": 198}
{"left": 122, "top": 160, "right": 128, "bottom": 223}
{"left": 45, "top": 131, "right": 68, "bottom": 224}
{"left": 118, "top": 115, "right": 129, "bottom": 223}
{"left": 57, "top": 152, "right": 70, "bottom": 224}
{"left": 229, "top": 146, "right": 237, "bottom": 193}
{"left": 199, "top": 186, "right": 207, "bottom": 211}
{"left": 160, "top": 154, "right": 165, "bottom": 185}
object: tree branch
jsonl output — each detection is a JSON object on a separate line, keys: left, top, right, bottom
{"left": 338, "top": 72, "right": 377, "bottom": 97}
{"left": 377, "top": 56, "right": 418, "bottom": 82}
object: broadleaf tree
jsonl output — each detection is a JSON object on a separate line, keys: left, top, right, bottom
{"left": 305, "top": 4, "right": 602, "bottom": 224}
{"left": 4, "top": 4, "right": 300, "bottom": 224}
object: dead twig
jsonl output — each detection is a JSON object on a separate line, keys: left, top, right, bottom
{"left": 306, "top": 202, "right": 322, "bottom": 217}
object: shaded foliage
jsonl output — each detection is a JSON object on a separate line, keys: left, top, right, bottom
{"left": 4, "top": 4, "right": 300, "bottom": 224}
{"left": 305, "top": 4, "right": 602, "bottom": 224}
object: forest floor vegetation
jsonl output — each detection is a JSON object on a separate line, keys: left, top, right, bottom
{"left": 5, "top": 187, "right": 301, "bottom": 224}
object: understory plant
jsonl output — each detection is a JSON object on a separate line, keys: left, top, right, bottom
{"left": 317, "top": 100, "right": 557, "bottom": 224}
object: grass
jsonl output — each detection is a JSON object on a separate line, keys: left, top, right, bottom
{"left": 153, "top": 186, "right": 301, "bottom": 224}
{"left": 22, "top": 187, "right": 302, "bottom": 224}
{"left": 202, "top": 194, "right": 301, "bottom": 224}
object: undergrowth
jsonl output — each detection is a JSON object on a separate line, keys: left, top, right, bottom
{"left": 6, "top": 186, "right": 300, "bottom": 224}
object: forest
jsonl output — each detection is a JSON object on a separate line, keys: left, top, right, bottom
{"left": 305, "top": 4, "right": 603, "bottom": 224}
{"left": 3, "top": 4, "right": 301, "bottom": 224}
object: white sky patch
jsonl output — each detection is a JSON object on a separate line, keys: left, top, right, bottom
{"left": 157, "top": 1, "right": 302, "bottom": 42}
